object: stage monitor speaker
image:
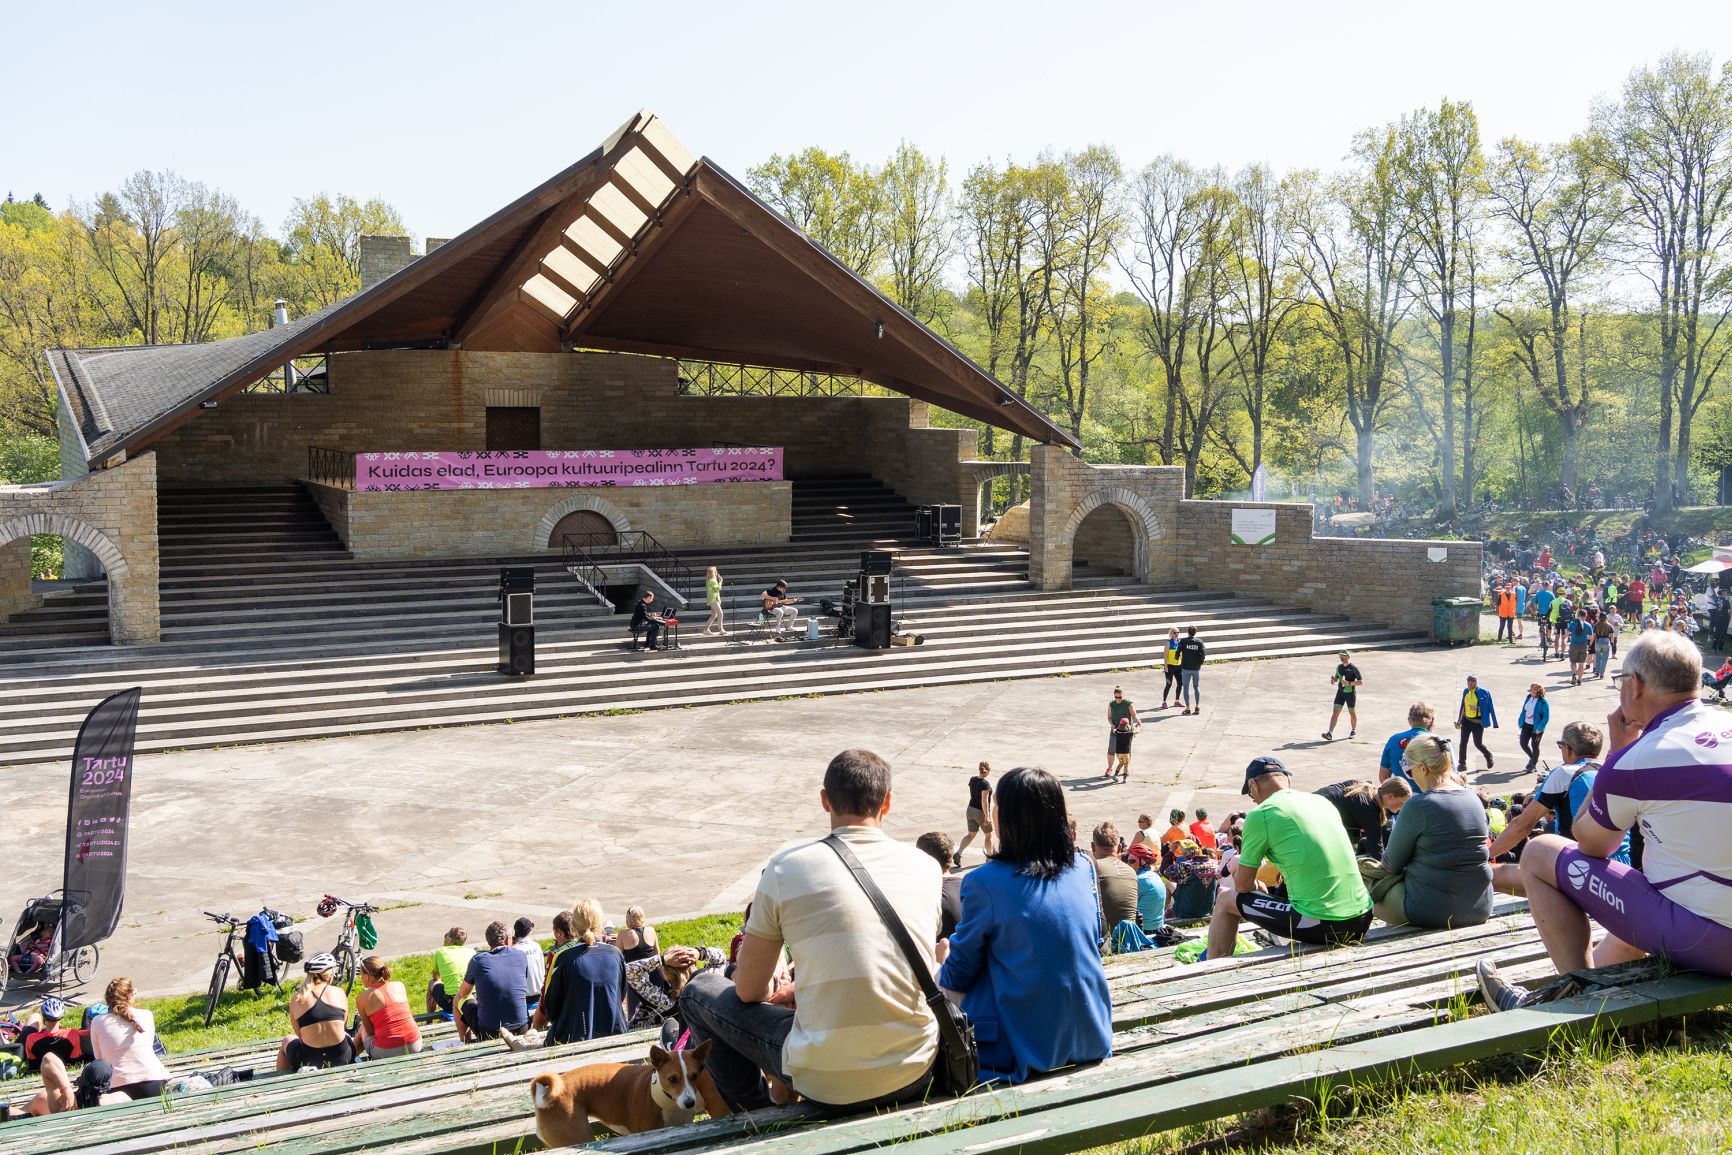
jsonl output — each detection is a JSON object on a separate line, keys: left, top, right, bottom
{"left": 855, "top": 601, "right": 892, "bottom": 649}
{"left": 503, "top": 591, "right": 534, "bottom": 626}
{"left": 860, "top": 572, "right": 891, "bottom": 602}
{"left": 500, "top": 566, "right": 536, "bottom": 593}
{"left": 860, "top": 549, "right": 894, "bottom": 575}
{"left": 499, "top": 623, "right": 536, "bottom": 676}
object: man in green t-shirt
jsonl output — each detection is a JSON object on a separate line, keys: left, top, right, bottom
{"left": 425, "top": 926, "right": 475, "bottom": 1015}
{"left": 1205, "top": 756, "right": 1374, "bottom": 959}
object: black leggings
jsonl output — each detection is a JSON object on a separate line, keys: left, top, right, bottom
{"left": 1459, "top": 721, "right": 1492, "bottom": 768}
{"left": 1519, "top": 724, "right": 1542, "bottom": 765}
{"left": 1163, "top": 666, "right": 1181, "bottom": 698}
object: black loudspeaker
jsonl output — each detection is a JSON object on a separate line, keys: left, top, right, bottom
{"left": 503, "top": 591, "right": 533, "bottom": 626}
{"left": 855, "top": 601, "right": 892, "bottom": 649}
{"left": 500, "top": 566, "right": 536, "bottom": 593}
{"left": 860, "top": 550, "right": 894, "bottom": 575}
{"left": 499, "top": 623, "right": 535, "bottom": 676}
{"left": 860, "top": 572, "right": 891, "bottom": 602}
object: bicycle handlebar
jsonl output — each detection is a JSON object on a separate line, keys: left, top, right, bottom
{"left": 203, "top": 911, "right": 237, "bottom": 925}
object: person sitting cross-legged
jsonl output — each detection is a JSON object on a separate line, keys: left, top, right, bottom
{"left": 681, "top": 749, "right": 942, "bottom": 1112}
{"left": 278, "top": 956, "right": 354, "bottom": 1069}
{"left": 1480, "top": 631, "right": 1732, "bottom": 1010}
{"left": 935, "top": 766, "right": 1114, "bottom": 1084}
{"left": 1206, "top": 757, "right": 1374, "bottom": 959}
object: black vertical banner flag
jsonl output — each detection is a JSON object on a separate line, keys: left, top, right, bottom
{"left": 61, "top": 688, "right": 143, "bottom": 952}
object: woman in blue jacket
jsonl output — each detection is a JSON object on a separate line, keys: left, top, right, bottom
{"left": 936, "top": 767, "right": 1113, "bottom": 1084}
{"left": 1516, "top": 682, "right": 1549, "bottom": 772}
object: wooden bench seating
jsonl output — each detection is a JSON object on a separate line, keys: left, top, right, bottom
{"left": 10, "top": 906, "right": 1731, "bottom": 1155}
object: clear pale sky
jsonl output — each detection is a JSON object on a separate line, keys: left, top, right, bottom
{"left": 8, "top": 0, "right": 1731, "bottom": 240}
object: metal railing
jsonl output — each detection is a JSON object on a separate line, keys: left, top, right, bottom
{"left": 243, "top": 355, "right": 331, "bottom": 394}
{"left": 561, "top": 530, "right": 695, "bottom": 607}
{"left": 307, "top": 446, "right": 354, "bottom": 487}
{"left": 677, "top": 359, "right": 890, "bottom": 398}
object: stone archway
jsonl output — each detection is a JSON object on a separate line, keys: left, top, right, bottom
{"left": 534, "top": 493, "right": 632, "bottom": 552}
{"left": 0, "top": 512, "right": 136, "bottom": 643}
{"left": 1054, "top": 486, "right": 1167, "bottom": 586}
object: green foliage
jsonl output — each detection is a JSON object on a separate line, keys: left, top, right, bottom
{"left": 0, "top": 432, "right": 56, "bottom": 483}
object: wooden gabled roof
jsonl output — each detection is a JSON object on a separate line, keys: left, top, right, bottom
{"left": 50, "top": 111, "right": 1077, "bottom": 467}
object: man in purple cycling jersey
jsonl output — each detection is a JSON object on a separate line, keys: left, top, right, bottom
{"left": 1479, "top": 630, "right": 1732, "bottom": 1010}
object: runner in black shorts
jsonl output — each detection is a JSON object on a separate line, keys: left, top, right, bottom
{"left": 1322, "top": 651, "right": 1361, "bottom": 741}
{"left": 1233, "top": 890, "right": 1373, "bottom": 945}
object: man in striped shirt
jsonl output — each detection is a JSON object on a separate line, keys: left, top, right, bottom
{"left": 1480, "top": 631, "right": 1732, "bottom": 1010}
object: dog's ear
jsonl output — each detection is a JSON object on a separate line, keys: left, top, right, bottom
{"left": 688, "top": 1039, "right": 712, "bottom": 1063}
{"left": 649, "top": 1044, "right": 669, "bottom": 1065}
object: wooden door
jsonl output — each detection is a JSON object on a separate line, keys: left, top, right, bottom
{"left": 485, "top": 407, "right": 541, "bottom": 451}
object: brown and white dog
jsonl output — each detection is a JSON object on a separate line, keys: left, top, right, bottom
{"left": 530, "top": 1041, "right": 730, "bottom": 1148}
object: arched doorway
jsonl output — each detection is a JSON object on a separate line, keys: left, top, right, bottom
{"left": 0, "top": 513, "right": 138, "bottom": 643}
{"left": 548, "top": 509, "right": 619, "bottom": 550}
{"left": 1072, "top": 503, "right": 1137, "bottom": 578}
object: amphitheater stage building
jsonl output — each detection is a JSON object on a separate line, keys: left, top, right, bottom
{"left": 0, "top": 112, "right": 1483, "bottom": 766}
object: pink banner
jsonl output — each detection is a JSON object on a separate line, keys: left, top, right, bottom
{"left": 354, "top": 448, "right": 783, "bottom": 492}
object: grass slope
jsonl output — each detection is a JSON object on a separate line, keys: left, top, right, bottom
{"left": 1088, "top": 1012, "right": 1732, "bottom": 1155}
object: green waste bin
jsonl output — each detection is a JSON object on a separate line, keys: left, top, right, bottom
{"left": 1432, "top": 596, "right": 1483, "bottom": 645}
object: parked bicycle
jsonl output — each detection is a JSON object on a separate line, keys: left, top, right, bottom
{"left": 202, "top": 909, "right": 291, "bottom": 1026}
{"left": 317, "top": 896, "right": 378, "bottom": 991}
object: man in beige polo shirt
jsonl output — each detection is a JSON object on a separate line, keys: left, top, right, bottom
{"left": 681, "top": 749, "right": 940, "bottom": 1111}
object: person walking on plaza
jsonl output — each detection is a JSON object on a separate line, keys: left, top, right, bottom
{"left": 1159, "top": 627, "right": 1183, "bottom": 708}
{"left": 1495, "top": 582, "right": 1518, "bottom": 643}
{"left": 1516, "top": 683, "right": 1550, "bottom": 772}
{"left": 1322, "top": 651, "right": 1362, "bottom": 741}
{"left": 1479, "top": 632, "right": 1732, "bottom": 1011}
{"left": 1566, "top": 609, "right": 1593, "bottom": 686}
{"left": 955, "top": 762, "right": 994, "bottom": 867}
{"left": 1454, "top": 676, "right": 1497, "bottom": 774}
{"left": 1514, "top": 579, "right": 1529, "bottom": 641}
{"left": 1105, "top": 686, "right": 1139, "bottom": 782}
{"left": 703, "top": 566, "right": 727, "bottom": 636}
{"left": 1592, "top": 608, "right": 1617, "bottom": 679}
{"left": 1532, "top": 582, "right": 1557, "bottom": 659}
{"left": 1205, "top": 757, "right": 1374, "bottom": 959}
{"left": 1177, "top": 626, "right": 1206, "bottom": 715}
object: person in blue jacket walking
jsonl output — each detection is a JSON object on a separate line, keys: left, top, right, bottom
{"left": 1516, "top": 682, "right": 1550, "bottom": 772}
{"left": 1454, "top": 675, "right": 1498, "bottom": 774}
{"left": 936, "top": 766, "right": 1113, "bottom": 1084}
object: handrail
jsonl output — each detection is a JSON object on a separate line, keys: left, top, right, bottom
{"left": 307, "top": 447, "right": 354, "bottom": 488}
{"left": 561, "top": 530, "right": 695, "bottom": 607}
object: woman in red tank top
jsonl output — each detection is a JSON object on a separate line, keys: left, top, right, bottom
{"left": 355, "top": 956, "right": 424, "bottom": 1058}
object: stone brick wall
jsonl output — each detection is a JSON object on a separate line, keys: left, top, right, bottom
{"left": 309, "top": 478, "right": 792, "bottom": 559}
{"left": 1028, "top": 448, "right": 1481, "bottom": 631}
{"left": 1172, "top": 501, "right": 1482, "bottom": 632}
{"left": 0, "top": 452, "right": 159, "bottom": 643}
{"left": 359, "top": 236, "right": 415, "bottom": 290}
{"left": 0, "top": 538, "right": 35, "bottom": 620}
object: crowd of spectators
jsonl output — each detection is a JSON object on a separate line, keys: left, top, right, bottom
{"left": 8, "top": 630, "right": 1732, "bottom": 1123}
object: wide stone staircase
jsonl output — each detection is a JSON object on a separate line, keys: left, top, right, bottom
{"left": 0, "top": 476, "right": 1432, "bottom": 767}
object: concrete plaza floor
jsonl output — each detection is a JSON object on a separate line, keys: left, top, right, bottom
{"left": 0, "top": 623, "right": 1626, "bottom": 1003}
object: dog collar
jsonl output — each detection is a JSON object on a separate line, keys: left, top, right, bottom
{"left": 649, "top": 1071, "right": 680, "bottom": 1112}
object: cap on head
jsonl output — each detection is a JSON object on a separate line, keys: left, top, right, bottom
{"left": 1242, "top": 755, "right": 1290, "bottom": 795}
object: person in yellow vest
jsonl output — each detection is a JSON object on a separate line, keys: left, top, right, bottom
{"left": 1159, "top": 627, "right": 1183, "bottom": 709}
{"left": 1454, "top": 675, "right": 1499, "bottom": 775}
{"left": 1495, "top": 582, "right": 1518, "bottom": 644}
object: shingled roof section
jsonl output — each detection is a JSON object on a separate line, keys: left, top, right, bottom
{"left": 49, "top": 303, "right": 344, "bottom": 463}
{"left": 46, "top": 111, "right": 1079, "bottom": 469}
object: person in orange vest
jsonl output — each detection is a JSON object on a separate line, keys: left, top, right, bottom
{"left": 1495, "top": 582, "right": 1518, "bottom": 644}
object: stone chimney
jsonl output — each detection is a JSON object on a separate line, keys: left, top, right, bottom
{"left": 425, "top": 237, "right": 451, "bottom": 254}
{"left": 359, "top": 235, "right": 415, "bottom": 290}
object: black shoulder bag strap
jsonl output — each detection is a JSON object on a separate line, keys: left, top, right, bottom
{"left": 823, "top": 834, "right": 977, "bottom": 1094}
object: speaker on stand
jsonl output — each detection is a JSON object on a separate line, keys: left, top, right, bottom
{"left": 854, "top": 601, "right": 892, "bottom": 649}
{"left": 498, "top": 567, "right": 536, "bottom": 677}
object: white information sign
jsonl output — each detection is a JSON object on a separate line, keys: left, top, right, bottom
{"left": 1230, "top": 507, "right": 1277, "bottom": 547}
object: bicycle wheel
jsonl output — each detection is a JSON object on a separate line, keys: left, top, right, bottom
{"left": 335, "top": 946, "right": 357, "bottom": 992}
{"left": 204, "top": 954, "right": 232, "bottom": 1028}
{"left": 70, "top": 944, "right": 100, "bottom": 984}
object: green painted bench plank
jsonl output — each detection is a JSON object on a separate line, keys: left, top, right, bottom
{"left": 881, "top": 970, "right": 1732, "bottom": 1155}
